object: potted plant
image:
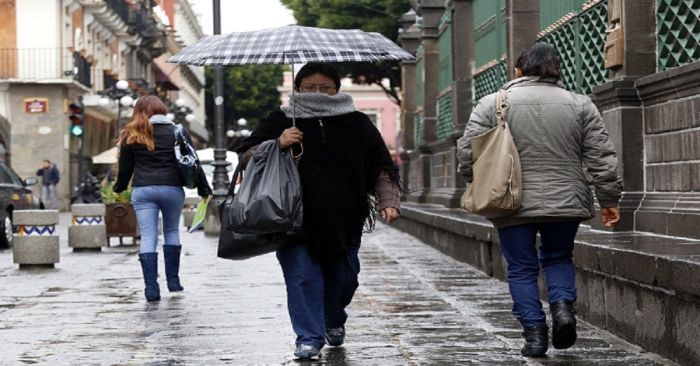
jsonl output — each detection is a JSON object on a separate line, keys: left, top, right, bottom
{"left": 101, "top": 182, "right": 139, "bottom": 246}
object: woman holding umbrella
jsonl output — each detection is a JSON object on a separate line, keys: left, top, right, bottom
{"left": 236, "top": 62, "right": 401, "bottom": 360}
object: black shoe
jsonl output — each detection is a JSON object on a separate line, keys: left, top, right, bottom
{"left": 138, "top": 253, "right": 160, "bottom": 301}
{"left": 294, "top": 344, "right": 322, "bottom": 360}
{"left": 163, "top": 245, "right": 184, "bottom": 292}
{"left": 521, "top": 326, "right": 548, "bottom": 357}
{"left": 325, "top": 326, "right": 345, "bottom": 346}
{"left": 550, "top": 300, "right": 577, "bottom": 349}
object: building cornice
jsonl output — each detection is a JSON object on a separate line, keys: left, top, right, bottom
{"left": 79, "top": 0, "right": 130, "bottom": 37}
{"left": 176, "top": 0, "right": 204, "bottom": 39}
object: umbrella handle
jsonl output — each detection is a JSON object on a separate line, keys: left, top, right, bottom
{"left": 292, "top": 142, "right": 304, "bottom": 160}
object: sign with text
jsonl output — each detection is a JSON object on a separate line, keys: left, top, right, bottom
{"left": 24, "top": 98, "right": 49, "bottom": 113}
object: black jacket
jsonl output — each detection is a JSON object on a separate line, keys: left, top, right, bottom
{"left": 235, "top": 109, "right": 398, "bottom": 261}
{"left": 114, "top": 116, "right": 211, "bottom": 196}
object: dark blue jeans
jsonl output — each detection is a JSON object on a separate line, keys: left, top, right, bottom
{"left": 497, "top": 221, "right": 580, "bottom": 328}
{"left": 277, "top": 239, "right": 361, "bottom": 348}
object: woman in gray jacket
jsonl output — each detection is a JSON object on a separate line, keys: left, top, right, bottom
{"left": 457, "top": 42, "right": 623, "bottom": 357}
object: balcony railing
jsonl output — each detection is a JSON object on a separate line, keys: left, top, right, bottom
{"left": 0, "top": 48, "right": 92, "bottom": 87}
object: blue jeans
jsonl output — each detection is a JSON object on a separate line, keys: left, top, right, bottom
{"left": 497, "top": 221, "right": 580, "bottom": 328}
{"left": 131, "top": 186, "right": 185, "bottom": 254}
{"left": 41, "top": 184, "right": 57, "bottom": 210}
{"left": 277, "top": 239, "right": 361, "bottom": 348}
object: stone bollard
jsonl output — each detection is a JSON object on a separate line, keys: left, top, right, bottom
{"left": 13, "top": 210, "right": 60, "bottom": 268}
{"left": 182, "top": 197, "right": 202, "bottom": 229}
{"left": 69, "top": 204, "right": 107, "bottom": 251}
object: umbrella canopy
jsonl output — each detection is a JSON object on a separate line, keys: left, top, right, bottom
{"left": 167, "top": 25, "right": 414, "bottom": 66}
{"left": 92, "top": 146, "right": 118, "bottom": 165}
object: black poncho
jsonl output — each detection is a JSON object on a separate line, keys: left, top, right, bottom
{"left": 235, "top": 109, "right": 398, "bottom": 261}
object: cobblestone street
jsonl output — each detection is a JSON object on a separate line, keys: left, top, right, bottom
{"left": 0, "top": 214, "right": 677, "bottom": 365}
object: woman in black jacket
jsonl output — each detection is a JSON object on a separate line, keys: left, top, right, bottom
{"left": 235, "top": 63, "right": 401, "bottom": 360}
{"left": 114, "top": 95, "right": 211, "bottom": 302}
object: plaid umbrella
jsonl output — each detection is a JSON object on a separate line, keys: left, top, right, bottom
{"left": 167, "top": 25, "right": 414, "bottom": 66}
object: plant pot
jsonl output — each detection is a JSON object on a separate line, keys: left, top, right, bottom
{"left": 105, "top": 203, "right": 139, "bottom": 245}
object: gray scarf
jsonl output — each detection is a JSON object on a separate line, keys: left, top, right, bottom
{"left": 281, "top": 92, "right": 356, "bottom": 119}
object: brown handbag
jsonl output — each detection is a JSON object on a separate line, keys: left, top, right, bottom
{"left": 461, "top": 89, "right": 522, "bottom": 218}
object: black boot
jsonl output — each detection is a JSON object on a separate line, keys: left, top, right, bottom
{"left": 138, "top": 253, "right": 160, "bottom": 301}
{"left": 550, "top": 300, "right": 577, "bottom": 349}
{"left": 163, "top": 245, "right": 184, "bottom": 292}
{"left": 521, "top": 326, "right": 548, "bottom": 357}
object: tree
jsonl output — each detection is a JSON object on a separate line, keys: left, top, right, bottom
{"left": 204, "top": 64, "right": 286, "bottom": 139}
{"left": 280, "top": 0, "right": 413, "bottom": 105}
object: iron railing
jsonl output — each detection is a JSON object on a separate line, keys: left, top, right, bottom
{"left": 414, "top": 112, "right": 424, "bottom": 147}
{"left": 0, "top": 48, "right": 92, "bottom": 87}
{"left": 657, "top": 0, "right": 700, "bottom": 71}
{"left": 436, "top": 92, "right": 454, "bottom": 140}
{"left": 473, "top": 59, "right": 508, "bottom": 101}
{"left": 538, "top": 0, "right": 608, "bottom": 95}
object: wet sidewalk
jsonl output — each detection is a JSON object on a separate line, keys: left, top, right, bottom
{"left": 0, "top": 214, "right": 677, "bottom": 365}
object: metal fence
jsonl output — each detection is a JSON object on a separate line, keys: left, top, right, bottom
{"left": 414, "top": 112, "right": 424, "bottom": 147}
{"left": 0, "top": 48, "right": 92, "bottom": 87}
{"left": 473, "top": 59, "right": 508, "bottom": 102}
{"left": 657, "top": 0, "right": 700, "bottom": 71}
{"left": 436, "top": 92, "right": 454, "bottom": 140}
{"left": 538, "top": 0, "right": 608, "bottom": 95}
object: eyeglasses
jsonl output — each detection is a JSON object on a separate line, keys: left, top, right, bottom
{"left": 300, "top": 84, "right": 337, "bottom": 93}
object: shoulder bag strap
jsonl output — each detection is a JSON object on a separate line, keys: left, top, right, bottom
{"left": 495, "top": 89, "right": 509, "bottom": 128}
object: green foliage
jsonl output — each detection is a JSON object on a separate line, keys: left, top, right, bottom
{"left": 204, "top": 64, "right": 286, "bottom": 137}
{"left": 101, "top": 182, "right": 132, "bottom": 204}
{"left": 280, "top": 0, "right": 413, "bottom": 104}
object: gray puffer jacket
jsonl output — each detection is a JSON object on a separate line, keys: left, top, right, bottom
{"left": 457, "top": 76, "right": 623, "bottom": 228}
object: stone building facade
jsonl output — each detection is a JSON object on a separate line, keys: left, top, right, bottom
{"left": 396, "top": 0, "right": 700, "bottom": 364}
{"left": 0, "top": 0, "right": 207, "bottom": 210}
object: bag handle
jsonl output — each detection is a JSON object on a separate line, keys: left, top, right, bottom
{"left": 226, "top": 162, "right": 244, "bottom": 198}
{"left": 495, "top": 89, "right": 509, "bottom": 128}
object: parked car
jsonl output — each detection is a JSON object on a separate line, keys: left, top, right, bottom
{"left": 0, "top": 162, "right": 43, "bottom": 248}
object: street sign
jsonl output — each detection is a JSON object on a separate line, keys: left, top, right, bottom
{"left": 24, "top": 98, "right": 49, "bottom": 113}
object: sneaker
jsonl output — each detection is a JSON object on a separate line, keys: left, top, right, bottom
{"left": 325, "top": 326, "right": 345, "bottom": 346}
{"left": 294, "top": 344, "right": 321, "bottom": 360}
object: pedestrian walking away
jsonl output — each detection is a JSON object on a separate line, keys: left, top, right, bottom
{"left": 36, "top": 159, "right": 60, "bottom": 210}
{"left": 456, "top": 42, "right": 623, "bottom": 358}
{"left": 114, "top": 95, "right": 212, "bottom": 302}
{"left": 235, "top": 63, "right": 402, "bottom": 360}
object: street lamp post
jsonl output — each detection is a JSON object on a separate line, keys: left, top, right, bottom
{"left": 98, "top": 79, "right": 136, "bottom": 128}
{"left": 211, "top": 0, "right": 230, "bottom": 202}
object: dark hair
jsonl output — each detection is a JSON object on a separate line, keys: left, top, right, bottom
{"left": 515, "top": 50, "right": 528, "bottom": 71}
{"left": 521, "top": 42, "right": 561, "bottom": 81}
{"left": 293, "top": 62, "right": 341, "bottom": 91}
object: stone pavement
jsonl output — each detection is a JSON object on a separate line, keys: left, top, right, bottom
{"left": 0, "top": 214, "right": 678, "bottom": 365}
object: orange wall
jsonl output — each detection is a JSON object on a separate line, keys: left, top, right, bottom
{"left": 156, "top": 0, "right": 176, "bottom": 27}
{"left": 0, "top": 0, "right": 16, "bottom": 49}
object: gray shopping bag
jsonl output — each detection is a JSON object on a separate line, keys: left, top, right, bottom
{"left": 228, "top": 139, "right": 303, "bottom": 234}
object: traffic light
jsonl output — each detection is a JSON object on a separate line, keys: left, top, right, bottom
{"left": 68, "top": 98, "right": 84, "bottom": 137}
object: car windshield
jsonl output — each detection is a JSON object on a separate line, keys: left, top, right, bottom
{"left": 0, "top": 163, "right": 22, "bottom": 185}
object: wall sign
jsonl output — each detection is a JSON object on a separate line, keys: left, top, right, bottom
{"left": 24, "top": 98, "right": 49, "bottom": 113}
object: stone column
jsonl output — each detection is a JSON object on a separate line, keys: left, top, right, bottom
{"left": 505, "top": 0, "right": 539, "bottom": 79}
{"left": 398, "top": 11, "right": 422, "bottom": 189}
{"left": 417, "top": 0, "right": 446, "bottom": 145}
{"left": 451, "top": 0, "right": 474, "bottom": 133}
{"left": 589, "top": 0, "right": 656, "bottom": 231}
